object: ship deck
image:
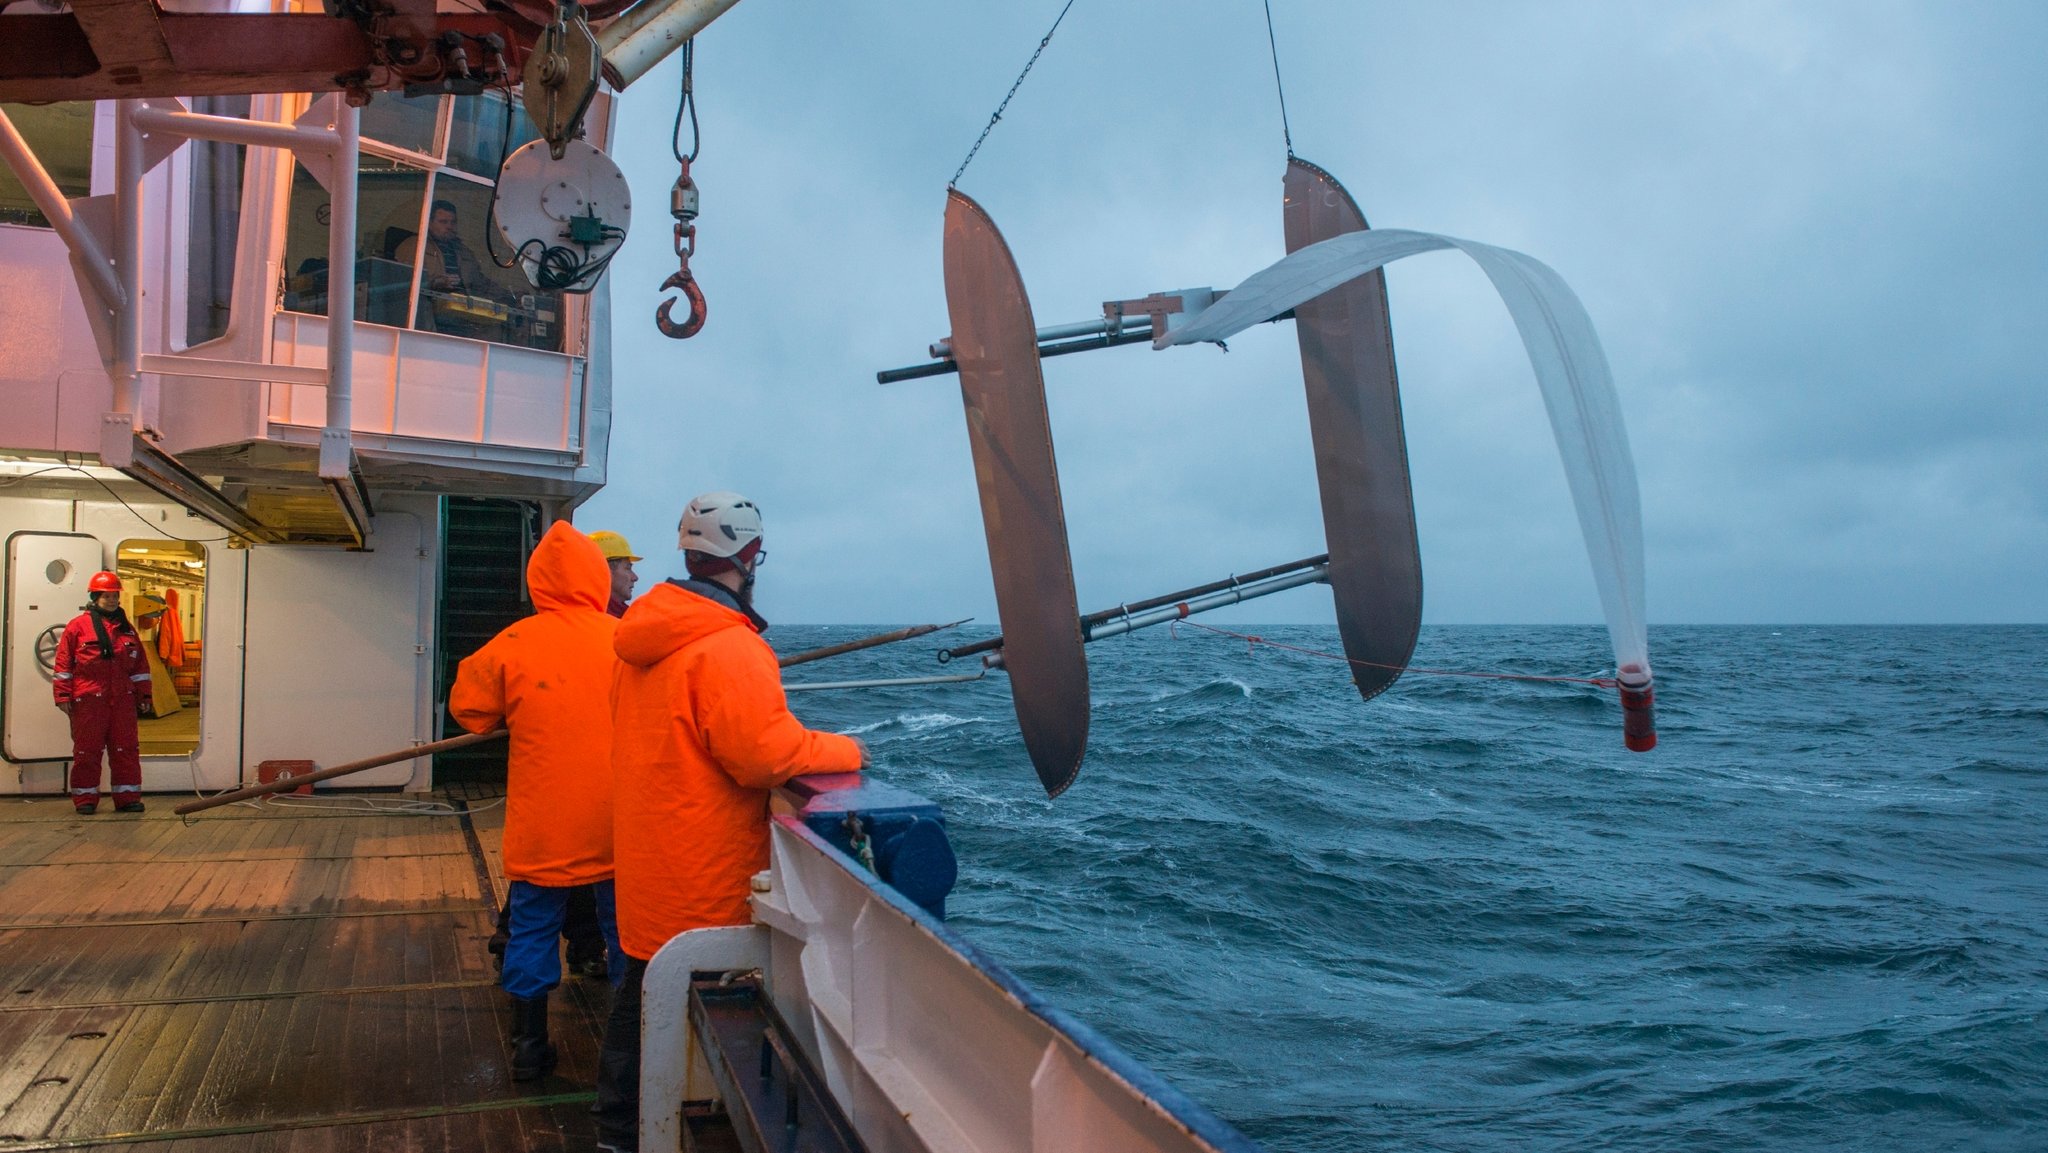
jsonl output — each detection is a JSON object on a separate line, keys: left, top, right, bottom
{"left": 0, "top": 787, "right": 629, "bottom": 1151}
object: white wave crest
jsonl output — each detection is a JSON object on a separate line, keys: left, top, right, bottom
{"left": 839, "top": 712, "right": 987, "bottom": 737}
{"left": 1146, "top": 677, "right": 1255, "bottom": 704}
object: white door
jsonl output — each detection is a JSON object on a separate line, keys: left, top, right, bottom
{"left": 5, "top": 532, "right": 105, "bottom": 763}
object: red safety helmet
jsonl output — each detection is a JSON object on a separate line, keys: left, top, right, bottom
{"left": 87, "top": 571, "right": 122, "bottom": 594}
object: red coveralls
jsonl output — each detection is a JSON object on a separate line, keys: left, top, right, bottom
{"left": 52, "top": 609, "right": 151, "bottom": 809}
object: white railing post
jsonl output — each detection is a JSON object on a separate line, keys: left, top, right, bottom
{"left": 639, "top": 924, "right": 766, "bottom": 1153}
{"left": 98, "top": 99, "right": 149, "bottom": 466}
{"left": 319, "top": 101, "right": 358, "bottom": 481}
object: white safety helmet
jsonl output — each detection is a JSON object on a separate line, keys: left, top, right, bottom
{"left": 677, "top": 491, "right": 764, "bottom": 559}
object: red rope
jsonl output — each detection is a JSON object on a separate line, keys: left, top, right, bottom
{"left": 1173, "top": 620, "right": 1620, "bottom": 689}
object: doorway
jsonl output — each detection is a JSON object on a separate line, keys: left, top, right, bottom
{"left": 433, "top": 497, "right": 536, "bottom": 785}
{"left": 115, "top": 539, "right": 207, "bottom": 756}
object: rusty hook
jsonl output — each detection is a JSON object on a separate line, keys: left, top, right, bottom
{"left": 656, "top": 269, "right": 706, "bottom": 339}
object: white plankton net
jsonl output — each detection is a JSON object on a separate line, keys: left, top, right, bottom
{"left": 1161, "top": 228, "right": 1652, "bottom": 688}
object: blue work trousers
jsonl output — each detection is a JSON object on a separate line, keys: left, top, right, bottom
{"left": 502, "top": 878, "right": 624, "bottom": 998}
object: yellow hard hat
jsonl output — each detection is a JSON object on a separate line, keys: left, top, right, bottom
{"left": 588, "top": 530, "right": 641, "bottom": 562}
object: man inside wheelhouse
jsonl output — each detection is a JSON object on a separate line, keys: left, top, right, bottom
{"left": 407, "top": 198, "right": 520, "bottom": 340}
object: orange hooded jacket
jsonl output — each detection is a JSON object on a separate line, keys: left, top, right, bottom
{"left": 611, "top": 580, "right": 863, "bottom": 959}
{"left": 450, "top": 523, "right": 618, "bottom": 887}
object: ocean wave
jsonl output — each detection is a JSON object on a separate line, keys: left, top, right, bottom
{"left": 839, "top": 711, "right": 987, "bottom": 737}
{"left": 1138, "top": 677, "right": 1256, "bottom": 705}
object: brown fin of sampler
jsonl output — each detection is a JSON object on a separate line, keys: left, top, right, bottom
{"left": 1282, "top": 156, "right": 1423, "bottom": 700}
{"left": 941, "top": 189, "right": 1089, "bottom": 796}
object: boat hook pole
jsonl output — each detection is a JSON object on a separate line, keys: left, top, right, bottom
{"left": 778, "top": 619, "right": 971, "bottom": 669}
{"left": 173, "top": 729, "right": 509, "bottom": 816}
{"left": 173, "top": 622, "right": 972, "bottom": 813}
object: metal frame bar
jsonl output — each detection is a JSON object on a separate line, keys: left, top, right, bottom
{"left": 598, "top": 0, "right": 744, "bottom": 89}
{"left": 138, "top": 354, "right": 329, "bottom": 387}
{"left": 1082, "top": 565, "right": 1327, "bottom": 641}
{"left": 113, "top": 99, "right": 143, "bottom": 427}
{"left": 128, "top": 104, "right": 336, "bottom": 154}
{"left": 318, "top": 102, "right": 359, "bottom": 484}
{"left": 941, "top": 553, "right": 1330, "bottom": 664}
{"left": 784, "top": 670, "right": 987, "bottom": 693}
{"left": 878, "top": 317, "right": 1157, "bottom": 384}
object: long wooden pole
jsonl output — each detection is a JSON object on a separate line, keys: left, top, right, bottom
{"left": 776, "top": 619, "right": 970, "bottom": 669}
{"left": 175, "top": 622, "right": 967, "bottom": 816}
{"left": 173, "top": 729, "right": 508, "bottom": 816}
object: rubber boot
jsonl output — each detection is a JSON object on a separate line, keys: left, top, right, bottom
{"left": 564, "top": 885, "right": 607, "bottom": 979}
{"left": 487, "top": 899, "right": 510, "bottom": 974}
{"left": 566, "top": 938, "right": 609, "bottom": 980}
{"left": 509, "top": 994, "right": 557, "bottom": 1081}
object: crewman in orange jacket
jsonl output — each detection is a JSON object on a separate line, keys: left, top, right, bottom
{"left": 588, "top": 530, "right": 641, "bottom": 618}
{"left": 482, "top": 530, "right": 638, "bottom": 981}
{"left": 450, "top": 522, "right": 624, "bottom": 1083}
{"left": 593, "top": 491, "right": 864, "bottom": 1153}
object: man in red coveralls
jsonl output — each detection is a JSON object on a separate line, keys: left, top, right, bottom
{"left": 53, "top": 571, "right": 152, "bottom": 815}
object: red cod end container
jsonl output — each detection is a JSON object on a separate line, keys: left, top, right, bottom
{"left": 1617, "top": 665, "right": 1657, "bottom": 752}
{"left": 257, "top": 759, "right": 316, "bottom": 796}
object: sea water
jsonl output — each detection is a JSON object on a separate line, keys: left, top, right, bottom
{"left": 777, "top": 624, "right": 2048, "bottom": 1152}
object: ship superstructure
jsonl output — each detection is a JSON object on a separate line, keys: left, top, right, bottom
{"left": 0, "top": 76, "right": 617, "bottom": 791}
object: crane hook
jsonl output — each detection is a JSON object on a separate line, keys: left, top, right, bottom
{"left": 656, "top": 268, "right": 706, "bottom": 339}
{"left": 656, "top": 159, "right": 705, "bottom": 339}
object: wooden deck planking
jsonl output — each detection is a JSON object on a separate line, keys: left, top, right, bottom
{"left": 83, "top": 1100, "right": 610, "bottom": 1152}
{"left": 0, "top": 860, "right": 488, "bottom": 926}
{"left": 0, "top": 915, "right": 495, "bottom": 1013}
{"left": 0, "top": 794, "right": 615, "bottom": 1151}
{"left": 0, "top": 808, "right": 473, "bottom": 869}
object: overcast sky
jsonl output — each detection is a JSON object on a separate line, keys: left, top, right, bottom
{"left": 575, "top": 1, "right": 2048, "bottom": 626}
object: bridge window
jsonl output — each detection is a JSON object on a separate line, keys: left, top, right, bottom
{"left": 186, "top": 96, "right": 250, "bottom": 346}
{"left": 280, "top": 90, "right": 583, "bottom": 354}
{"left": 360, "top": 90, "right": 440, "bottom": 158}
{"left": 447, "top": 93, "right": 542, "bottom": 180}
{"left": 0, "top": 102, "right": 94, "bottom": 229}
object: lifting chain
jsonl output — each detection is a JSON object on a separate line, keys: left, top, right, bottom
{"left": 656, "top": 158, "right": 705, "bottom": 339}
{"left": 656, "top": 40, "right": 706, "bottom": 339}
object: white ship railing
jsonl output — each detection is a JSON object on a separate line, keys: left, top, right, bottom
{"left": 640, "top": 808, "right": 1261, "bottom": 1153}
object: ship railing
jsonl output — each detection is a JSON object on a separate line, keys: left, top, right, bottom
{"left": 637, "top": 782, "right": 1262, "bottom": 1153}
